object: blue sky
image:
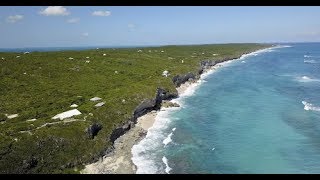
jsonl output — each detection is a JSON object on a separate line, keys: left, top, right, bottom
{"left": 0, "top": 6, "right": 320, "bottom": 48}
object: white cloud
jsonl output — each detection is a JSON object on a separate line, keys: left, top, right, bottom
{"left": 39, "top": 6, "right": 70, "bottom": 16}
{"left": 82, "top": 32, "right": 89, "bottom": 37}
{"left": 67, "top": 18, "right": 80, "bottom": 23}
{"left": 92, "top": 11, "right": 111, "bottom": 16}
{"left": 6, "top": 15, "right": 24, "bottom": 23}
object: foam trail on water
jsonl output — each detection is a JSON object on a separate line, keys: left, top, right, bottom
{"left": 162, "top": 156, "right": 172, "bottom": 174}
{"left": 302, "top": 101, "right": 320, "bottom": 112}
{"left": 163, "top": 128, "right": 177, "bottom": 146}
{"left": 304, "top": 59, "right": 317, "bottom": 63}
{"left": 163, "top": 132, "right": 173, "bottom": 146}
{"left": 296, "top": 76, "right": 320, "bottom": 83}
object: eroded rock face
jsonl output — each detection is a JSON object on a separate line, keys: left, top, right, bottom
{"left": 161, "top": 101, "right": 180, "bottom": 108}
{"left": 109, "top": 121, "right": 134, "bottom": 143}
{"left": 172, "top": 72, "right": 196, "bottom": 87}
{"left": 133, "top": 99, "right": 156, "bottom": 118}
{"left": 198, "top": 60, "right": 217, "bottom": 75}
{"left": 87, "top": 123, "right": 103, "bottom": 139}
{"left": 155, "top": 88, "right": 178, "bottom": 108}
{"left": 110, "top": 88, "right": 177, "bottom": 143}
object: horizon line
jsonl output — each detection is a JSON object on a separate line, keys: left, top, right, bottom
{"left": 1, "top": 41, "right": 319, "bottom": 50}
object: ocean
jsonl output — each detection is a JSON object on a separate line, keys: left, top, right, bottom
{"left": 131, "top": 43, "right": 320, "bottom": 174}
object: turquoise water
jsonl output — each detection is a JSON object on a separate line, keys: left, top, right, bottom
{"left": 132, "top": 43, "right": 320, "bottom": 174}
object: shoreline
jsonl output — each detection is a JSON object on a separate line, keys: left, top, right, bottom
{"left": 81, "top": 45, "right": 276, "bottom": 174}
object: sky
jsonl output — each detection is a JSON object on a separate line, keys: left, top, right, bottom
{"left": 0, "top": 6, "right": 320, "bottom": 48}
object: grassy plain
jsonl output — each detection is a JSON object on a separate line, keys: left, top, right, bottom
{"left": 0, "top": 43, "right": 271, "bottom": 173}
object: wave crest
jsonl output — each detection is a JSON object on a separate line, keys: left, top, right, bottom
{"left": 304, "top": 59, "right": 317, "bottom": 63}
{"left": 162, "top": 156, "right": 172, "bottom": 174}
{"left": 296, "top": 76, "right": 320, "bottom": 83}
{"left": 302, "top": 101, "right": 320, "bottom": 112}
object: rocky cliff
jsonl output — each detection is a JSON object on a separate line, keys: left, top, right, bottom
{"left": 109, "top": 87, "right": 178, "bottom": 144}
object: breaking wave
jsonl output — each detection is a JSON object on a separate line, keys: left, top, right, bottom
{"left": 302, "top": 101, "right": 320, "bottom": 112}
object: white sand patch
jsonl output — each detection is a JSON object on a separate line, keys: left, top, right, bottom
{"left": 52, "top": 109, "right": 81, "bottom": 120}
{"left": 6, "top": 114, "right": 19, "bottom": 119}
{"left": 70, "top": 104, "right": 78, "bottom": 108}
{"left": 136, "top": 111, "right": 157, "bottom": 131}
{"left": 90, "top": 97, "right": 102, "bottom": 101}
{"left": 26, "top": 118, "right": 37, "bottom": 122}
{"left": 162, "top": 70, "right": 169, "bottom": 77}
{"left": 95, "top": 102, "right": 105, "bottom": 107}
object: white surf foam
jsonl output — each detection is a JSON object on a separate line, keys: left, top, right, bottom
{"left": 162, "top": 156, "right": 172, "bottom": 174}
{"left": 304, "top": 55, "right": 312, "bottom": 58}
{"left": 302, "top": 101, "right": 320, "bottom": 112}
{"left": 132, "top": 106, "right": 178, "bottom": 174}
{"left": 163, "top": 128, "right": 176, "bottom": 147}
{"left": 304, "top": 59, "right": 317, "bottom": 64}
{"left": 163, "top": 132, "right": 173, "bottom": 146}
{"left": 280, "top": 45, "right": 292, "bottom": 48}
{"left": 296, "top": 76, "right": 320, "bottom": 83}
{"left": 131, "top": 45, "right": 281, "bottom": 174}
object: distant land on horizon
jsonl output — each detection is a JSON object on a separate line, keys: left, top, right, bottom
{"left": 0, "top": 42, "right": 317, "bottom": 53}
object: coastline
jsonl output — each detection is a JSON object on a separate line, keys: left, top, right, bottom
{"left": 81, "top": 45, "right": 276, "bottom": 174}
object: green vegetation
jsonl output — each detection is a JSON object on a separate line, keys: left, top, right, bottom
{"left": 0, "top": 43, "right": 271, "bottom": 173}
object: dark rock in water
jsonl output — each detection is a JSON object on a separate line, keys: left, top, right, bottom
{"left": 172, "top": 72, "right": 196, "bottom": 87}
{"left": 87, "top": 123, "right": 102, "bottom": 139}
{"left": 22, "top": 156, "right": 38, "bottom": 170}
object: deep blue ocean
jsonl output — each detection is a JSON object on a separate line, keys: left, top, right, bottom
{"left": 132, "top": 43, "right": 320, "bottom": 174}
